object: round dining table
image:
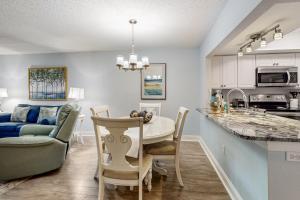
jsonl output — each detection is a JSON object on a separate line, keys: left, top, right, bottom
{"left": 100, "top": 116, "right": 175, "bottom": 158}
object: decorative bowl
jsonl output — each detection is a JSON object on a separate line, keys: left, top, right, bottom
{"left": 130, "top": 110, "right": 153, "bottom": 123}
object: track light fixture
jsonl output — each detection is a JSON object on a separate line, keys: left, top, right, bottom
{"left": 237, "top": 24, "right": 283, "bottom": 56}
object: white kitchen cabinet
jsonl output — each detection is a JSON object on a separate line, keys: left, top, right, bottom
{"left": 256, "top": 53, "right": 295, "bottom": 66}
{"left": 210, "top": 56, "right": 238, "bottom": 89}
{"left": 222, "top": 56, "right": 238, "bottom": 88}
{"left": 238, "top": 55, "right": 256, "bottom": 88}
{"left": 211, "top": 56, "right": 222, "bottom": 88}
{"left": 256, "top": 54, "right": 274, "bottom": 66}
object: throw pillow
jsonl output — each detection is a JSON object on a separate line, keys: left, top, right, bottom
{"left": 37, "top": 107, "right": 58, "bottom": 124}
{"left": 56, "top": 104, "right": 73, "bottom": 127}
{"left": 49, "top": 104, "right": 73, "bottom": 138}
{"left": 27, "top": 105, "right": 40, "bottom": 123}
{"left": 11, "top": 106, "right": 30, "bottom": 122}
{"left": 39, "top": 117, "right": 57, "bottom": 125}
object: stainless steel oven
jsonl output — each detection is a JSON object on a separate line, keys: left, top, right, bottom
{"left": 256, "top": 66, "right": 298, "bottom": 87}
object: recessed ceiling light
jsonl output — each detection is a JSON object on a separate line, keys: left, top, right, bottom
{"left": 274, "top": 28, "right": 283, "bottom": 40}
{"left": 260, "top": 38, "right": 267, "bottom": 47}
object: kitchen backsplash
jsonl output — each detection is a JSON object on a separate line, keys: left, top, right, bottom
{"left": 215, "top": 87, "right": 300, "bottom": 101}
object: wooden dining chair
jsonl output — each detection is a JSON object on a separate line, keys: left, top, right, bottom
{"left": 139, "top": 102, "right": 161, "bottom": 116}
{"left": 144, "top": 107, "right": 189, "bottom": 187}
{"left": 91, "top": 116, "right": 153, "bottom": 200}
{"left": 90, "top": 105, "right": 110, "bottom": 118}
{"left": 90, "top": 105, "right": 110, "bottom": 180}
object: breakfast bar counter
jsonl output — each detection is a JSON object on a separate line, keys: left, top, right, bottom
{"left": 197, "top": 108, "right": 300, "bottom": 142}
{"left": 197, "top": 108, "right": 300, "bottom": 200}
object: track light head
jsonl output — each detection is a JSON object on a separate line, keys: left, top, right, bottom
{"left": 274, "top": 28, "right": 283, "bottom": 40}
{"left": 238, "top": 49, "right": 244, "bottom": 57}
{"left": 260, "top": 38, "right": 267, "bottom": 47}
{"left": 246, "top": 44, "right": 252, "bottom": 53}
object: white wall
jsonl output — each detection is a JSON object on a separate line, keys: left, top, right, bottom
{"left": 0, "top": 48, "right": 200, "bottom": 134}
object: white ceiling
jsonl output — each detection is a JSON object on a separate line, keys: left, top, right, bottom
{"left": 0, "top": 0, "right": 226, "bottom": 55}
{"left": 214, "top": 2, "right": 300, "bottom": 55}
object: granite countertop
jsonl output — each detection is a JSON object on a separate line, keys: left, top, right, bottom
{"left": 197, "top": 108, "right": 300, "bottom": 142}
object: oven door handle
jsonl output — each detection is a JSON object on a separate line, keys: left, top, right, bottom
{"left": 286, "top": 71, "right": 291, "bottom": 85}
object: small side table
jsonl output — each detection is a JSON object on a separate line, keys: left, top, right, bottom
{"left": 75, "top": 114, "right": 85, "bottom": 144}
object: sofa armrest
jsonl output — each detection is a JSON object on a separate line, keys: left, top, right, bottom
{"left": 0, "top": 113, "right": 11, "bottom": 122}
{"left": 0, "top": 136, "right": 56, "bottom": 147}
{"left": 20, "top": 124, "right": 57, "bottom": 136}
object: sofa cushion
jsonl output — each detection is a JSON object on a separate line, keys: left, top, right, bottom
{"left": 0, "top": 113, "right": 11, "bottom": 123}
{"left": 18, "top": 104, "right": 61, "bottom": 123}
{"left": 0, "top": 122, "right": 25, "bottom": 132}
{"left": 39, "top": 117, "right": 56, "bottom": 125}
{"left": 11, "top": 106, "right": 30, "bottom": 122}
{"left": 27, "top": 105, "right": 40, "bottom": 123}
{"left": 37, "top": 107, "right": 58, "bottom": 124}
{"left": 0, "top": 122, "right": 26, "bottom": 138}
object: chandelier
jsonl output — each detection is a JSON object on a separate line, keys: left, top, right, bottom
{"left": 116, "top": 19, "right": 150, "bottom": 71}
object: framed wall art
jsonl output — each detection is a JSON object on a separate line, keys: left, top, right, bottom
{"left": 141, "top": 63, "right": 166, "bottom": 100}
{"left": 28, "top": 66, "right": 68, "bottom": 100}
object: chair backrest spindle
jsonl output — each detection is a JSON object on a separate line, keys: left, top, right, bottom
{"left": 139, "top": 102, "right": 161, "bottom": 116}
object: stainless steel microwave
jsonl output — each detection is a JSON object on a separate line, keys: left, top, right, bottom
{"left": 256, "top": 66, "right": 298, "bottom": 87}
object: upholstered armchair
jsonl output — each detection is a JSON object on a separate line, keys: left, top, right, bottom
{"left": 0, "top": 104, "right": 81, "bottom": 181}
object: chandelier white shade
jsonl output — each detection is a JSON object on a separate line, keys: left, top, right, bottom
{"left": 116, "top": 19, "right": 149, "bottom": 71}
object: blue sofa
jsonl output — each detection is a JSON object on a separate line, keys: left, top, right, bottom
{"left": 0, "top": 104, "right": 61, "bottom": 138}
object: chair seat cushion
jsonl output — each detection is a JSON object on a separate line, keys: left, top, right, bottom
{"left": 144, "top": 140, "right": 177, "bottom": 155}
{"left": 103, "top": 154, "right": 153, "bottom": 180}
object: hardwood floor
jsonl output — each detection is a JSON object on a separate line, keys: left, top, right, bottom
{"left": 0, "top": 138, "right": 230, "bottom": 200}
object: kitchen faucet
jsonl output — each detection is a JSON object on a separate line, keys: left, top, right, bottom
{"left": 226, "top": 88, "right": 249, "bottom": 110}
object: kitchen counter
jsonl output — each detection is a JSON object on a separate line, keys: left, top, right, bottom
{"left": 197, "top": 108, "right": 300, "bottom": 142}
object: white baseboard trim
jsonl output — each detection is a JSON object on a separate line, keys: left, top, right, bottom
{"left": 197, "top": 136, "right": 243, "bottom": 200}
{"left": 181, "top": 135, "right": 201, "bottom": 141}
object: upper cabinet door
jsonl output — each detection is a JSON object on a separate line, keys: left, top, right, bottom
{"left": 256, "top": 54, "right": 275, "bottom": 66}
{"left": 256, "top": 53, "right": 295, "bottom": 66}
{"left": 238, "top": 55, "right": 256, "bottom": 88}
{"left": 222, "top": 56, "right": 237, "bottom": 88}
{"left": 211, "top": 56, "right": 222, "bottom": 88}
{"left": 275, "top": 53, "right": 295, "bottom": 66}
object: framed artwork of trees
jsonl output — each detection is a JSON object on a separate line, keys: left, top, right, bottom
{"left": 28, "top": 67, "right": 68, "bottom": 100}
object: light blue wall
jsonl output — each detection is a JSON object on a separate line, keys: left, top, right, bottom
{"left": 201, "top": 114, "right": 268, "bottom": 200}
{"left": 0, "top": 48, "right": 200, "bottom": 134}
